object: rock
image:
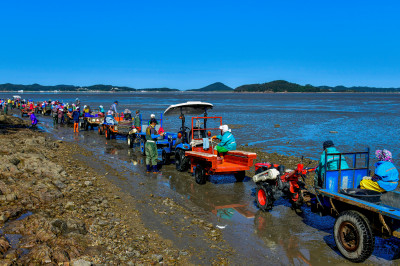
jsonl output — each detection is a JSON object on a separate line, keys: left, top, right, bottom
{"left": 6, "top": 193, "right": 17, "bottom": 202}
{"left": 0, "top": 214, "right": 8, "bottom": 223}
{"left": 179, "top": 251, "right": 188, "bottom": 256}
{"left": 71, "top": 258, "right": 92, "bottom": 266}
{"left": 152, "top": 254, "right": 163, "bottom": 262}
{"left": 52, "top": 247, "right": 69, "bottom": 264}
{"left": 65, "top": 201, "right": 75, "bottom": 210}
{"left": 53, "top": 179, "right": 66, "bottom": 189}
{"left": 0, "top": 237, "right": 10, "bottom": 255}
{"left": 9, "top": 157, "right": 20, "bottom": 166}
{"left": 84, "top": 181, "right": 93, "bottom": 186}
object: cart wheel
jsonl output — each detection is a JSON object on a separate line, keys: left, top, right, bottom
{"left": 105, "top": 128, "right": 111, "bottom": 140}
{"left": 334, "top": 210, "right": 374, "bottom": 263}
{"left": 175, "top": 149, "right": 189, "bottom": 172}
{"left": 162, "top": 150, "right": 170, "bottom": 165}
{"left": 234, "top": 171, "right": 246, "bottom": 182}
{"left": 127, "top": 135, "right": 133, "bottom": 148}
{"left": 195, "top": 165, "right": 206, "bottom": 185}
{"left": 255, "top": 184, "right": 274, "bottom": 211}
{"left": 140, "top": 138, "right": 146, "bottom": 156}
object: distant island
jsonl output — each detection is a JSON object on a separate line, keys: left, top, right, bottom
{"left": 0, "top": 83, "right": 178, "bottom": 92}
{"left": 234, "top": 80, "right": 400, "bottom": 93}
{"left": 0, "top": 80, "right": 399, "bottom": 93}
{"left": 187, "top": 82, "right": 233, "bottom": 92}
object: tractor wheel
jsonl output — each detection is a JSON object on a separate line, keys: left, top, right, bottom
{"left": 175, "top": 149, "right": 189, "bottom": 172}
{"left": 105, "top": 128, "right": 111, "bottom": 140}
{"left": 334, "top": 210, "right": 374, "bottom": 263}
{"left": 195, "top": 165, "right": 207, "bottom": 185}
{"left": 140, "top": 138, "right": 146, "bottom": 156}
{"left": 162, "top": 150, "right": 170, "bottom": 165}
{"left": 234, "top": 171, "right": 246, "bottom": 182}
{"left": 127, "top": 135, "right": 134, "bottom": 148}
{"left": 255, "top": 184, "right": 274, "bottom": 212}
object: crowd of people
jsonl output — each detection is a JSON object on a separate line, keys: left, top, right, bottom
{"left": 2, "top": 97, "right": 398, "bottom": 192}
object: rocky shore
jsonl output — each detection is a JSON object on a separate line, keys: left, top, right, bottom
{"left": 0, "top": 114, "right": 190, "bottom": 265}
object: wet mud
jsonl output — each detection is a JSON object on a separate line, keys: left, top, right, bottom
{"left": 2, "top": 108, "right": 400, "bottom": 265}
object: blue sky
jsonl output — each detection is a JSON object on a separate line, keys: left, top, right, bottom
{"left": 0, "top": 0, "right": 399, "bottom": 89}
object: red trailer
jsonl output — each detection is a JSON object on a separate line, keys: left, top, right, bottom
{"left": 184, "top": 116, "right": 257, "bottom": 184}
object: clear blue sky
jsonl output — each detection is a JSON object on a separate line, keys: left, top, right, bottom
{"left": 0, "top": 0, "right": 399, "bottom": 89}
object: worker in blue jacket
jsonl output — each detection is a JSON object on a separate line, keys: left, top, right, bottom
{"left": 360, "top": 149, "right": 399, "bottom": 192}
{"left": 314, "top": 140, "right": 349, "bottom": 187}
{"left": 212, "top": 125, "right": 236, "bottom": 154}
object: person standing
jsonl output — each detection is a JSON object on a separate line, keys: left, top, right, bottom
{"left": 73, "top": 107, "right": 80, "bottom": 133}
{"left": 52, "top": 105, "right": 59, "bottom": 125}
{"left": 145, "top": 118, "right": 164, "bottom": 173}
{"left": 110, "top": 101, "right": 118, "bottom": 115}
{"left": 58, "top": 107, "right": 65, "bottom": 124}
{"left": 133, "top": 110, "right": 141, "bottom": 130}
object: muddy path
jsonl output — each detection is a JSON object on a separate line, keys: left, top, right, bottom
{"left": 8, "top": 109, "right": 400, "bottom": 265}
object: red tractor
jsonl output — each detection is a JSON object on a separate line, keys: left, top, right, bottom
{"left": 253, "top": 160, "right": 315, "bottom": 211}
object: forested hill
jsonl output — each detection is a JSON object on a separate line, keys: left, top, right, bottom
{"left": 0, "top": 83, "right": 178, "bottom": 92}
{"left": 234, "top": 80, "right": 321, "bottom": 92}
{"left": 187, "top": 82, "right": 233, "bottom": 92}
{"left": 234, "top": 80, "right": 400, "bottom": 93}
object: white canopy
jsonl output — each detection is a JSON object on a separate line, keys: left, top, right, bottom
{"left": 163, "top": 101, "right": 213, "bottom": 116}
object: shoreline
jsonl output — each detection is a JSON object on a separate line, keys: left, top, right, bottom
{"left": 1, "top": 91, "right": 400, "bottom": 94}
{"left": 0, "top": 115, "right": 192, "bottom": 264}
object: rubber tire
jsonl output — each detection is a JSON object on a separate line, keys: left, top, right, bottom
{"left": 98, "top": 126, "right": 103, "bottom": 135}
{"left": 175, "top": 149, "right": 189, "bottom": 172}
{"left": 140, "top": 138, "right": 146, "bottom": 156}
{"left": 256, "top": 184, "right": 274, "bottom": 212}
{"left": 84, "top": 121, "right": 89, "bottom": 131}
{"left": 105, "top": 128, "right": 111, "bottom": 140}
{"left": 334, "top": 210, "right": 374, "bottom": 263}
{"left": 127, "top": 135, "right": 133, "bottom": 148}
{"left": 234, "top": 171, "right": 246, "bottom": 182}
{"left": 162, "top": 150, "right": 170, "bottom": 165}
{"left": 195, "top": 165, "right": 207, "bottom": 185}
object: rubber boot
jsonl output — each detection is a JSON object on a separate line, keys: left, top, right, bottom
{"left": 146, "top": 165, "right": 151, "bottom": 173}
{"left": 152, "top": 165, "right": 159, "bottom": 173}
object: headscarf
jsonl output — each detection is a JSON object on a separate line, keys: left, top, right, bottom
{"left": 150, "top": 114, "right": 155, "bottom": 119}
{"left": 375, "top": 149, "right": 393, "bottom": 163}
{"left": 219, "top": 125, "right": 231, "bottom": 134}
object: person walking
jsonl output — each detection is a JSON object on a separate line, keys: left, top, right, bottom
{"left": 73, "top": 107, "right": 80, "bottom": 133}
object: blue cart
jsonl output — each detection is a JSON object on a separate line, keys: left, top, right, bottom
{"left": 312, "top": 149, "right": 400, "bottom": 262}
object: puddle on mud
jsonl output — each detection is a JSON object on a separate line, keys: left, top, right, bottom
{"left": 12, "top": 110, "right": 400, "bottom": 265}
{"left": 1, "top": 211, "right": 33, "bottom": 258}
